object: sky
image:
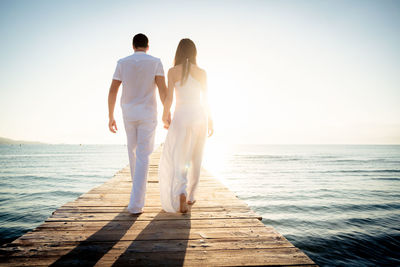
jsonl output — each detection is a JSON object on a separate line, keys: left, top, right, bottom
{"left": 0, "top": 0, "right": 399, "bottom": 145}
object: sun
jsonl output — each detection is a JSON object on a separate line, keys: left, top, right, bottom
{"left": 207, "top": 75, "right": 250, "bottom": 142}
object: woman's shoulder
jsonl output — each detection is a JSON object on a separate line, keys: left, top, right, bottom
{"left": 192, "top": 65, "right": 206, "bottom": 77}
{"left": 196, "top": 65, "right": 205, "bottom": 72}
{"left": 168, "top": 65, "right": 182, "bottom": 75}
{"left": 167, "top": 66, "right": 179, "bottom": 77}
{"left": 167, "top": 66, "right": 180, "bottom": 84}
{"left": 197, "top": 67, "right": 207, "bottom": 82}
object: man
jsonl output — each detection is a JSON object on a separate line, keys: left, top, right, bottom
{"left": 108, "top": 33, "right": 169, "bottom": 215}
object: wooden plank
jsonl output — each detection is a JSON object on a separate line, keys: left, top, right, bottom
{"left": 45, "top": 211, "right": 263, "bottom": 221}
{"left": 1, "top": 248, "right": 316, "bottom": 266}
{"left": 54, "top": 206, "right": 253, "bottom": 213}
{"left": 0, "top": 147, "right": 317, "bottom": 266}
{"left": 14, "top": 227, "right": 285, "bottom": 243}
{"left": 0, "top": 238, "right": 295, "bottom": 255}
{"left": 33, "top": 218, "right": 267, "bottom": 231}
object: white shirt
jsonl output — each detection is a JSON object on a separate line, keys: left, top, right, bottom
{"left": 113, "top": 51, "right": 164, "bottom": 121}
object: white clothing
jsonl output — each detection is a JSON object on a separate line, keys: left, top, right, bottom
{"left": 159, "top": 73, "right": 208, "bottom": 212}
{"left": 124, "top": 118, "right": 157, "bottom": 213}
{"left": 113, "top": 51, "right": 163, "bottom": 213}
{"left": 113, "top": 51, "right": 164, "bottom": 121}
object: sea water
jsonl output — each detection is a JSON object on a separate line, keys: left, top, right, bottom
{"left": 203, "top": 144, "right": 400, "bottom": 266}
{"left": 0, "top": 144, "right": 128, "bottom": 243}
{"left": 1, "top": 144, "right": 399, "bottom": 266}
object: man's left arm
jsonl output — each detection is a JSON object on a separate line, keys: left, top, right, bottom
{"left": 154, "top": 59, "right": 170, "bottom": 127}
{"left": 155, "top": 59, "right": 167, "bottom": 104}
{"left": 155, "top": 75, "right": 171, "bottom": 128}
{"left": 155, "top": 75, "right": 167, "bottom": 105}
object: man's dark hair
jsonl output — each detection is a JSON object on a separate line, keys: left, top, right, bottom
{"left": 132, "top": 33, "right": 148, "bottom": 48}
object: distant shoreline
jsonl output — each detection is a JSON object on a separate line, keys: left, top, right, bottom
{"left": 1, "top": 136, "right": 399, "bottom": 146}
{"left": 0, "top": 136, "right": 45, "bottom": 145}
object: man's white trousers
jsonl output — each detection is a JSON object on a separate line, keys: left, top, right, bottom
{"left": 123, "top": 118, "right": 157, "bottom": 213}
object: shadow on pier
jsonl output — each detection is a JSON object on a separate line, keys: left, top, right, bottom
{"left": 49, "top": 210, "right": 191, "bottom": 266}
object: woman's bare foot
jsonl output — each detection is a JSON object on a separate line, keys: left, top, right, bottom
{"left": 187, "top": 200, "right": 196, "bottom": 205}
{"left": 180, "top": 193, "right": 188, "bottom": 213}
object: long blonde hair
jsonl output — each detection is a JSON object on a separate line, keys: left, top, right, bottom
{"left": 174, "top": 38, "right": 197, "bottom": 84}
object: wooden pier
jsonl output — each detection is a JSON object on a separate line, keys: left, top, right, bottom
{"left": 1, "top": 148, "right": 317, "bottom": 266}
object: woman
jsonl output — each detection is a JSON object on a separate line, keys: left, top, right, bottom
{"left": 158, "top": 38, "right": 213, "bottom": 213}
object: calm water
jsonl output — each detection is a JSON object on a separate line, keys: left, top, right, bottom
{"left": 1, "top": 144, "right": 400, "bottom": 266}
{"left": 0, "top": 144, "right": 129, "bottom": 243}
{"left": 204, "top": 144, "right": 400, "bottom": 266}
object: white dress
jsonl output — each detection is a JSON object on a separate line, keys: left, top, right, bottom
{"left": 159, "top": 73, "right": 208, "bottom": 212}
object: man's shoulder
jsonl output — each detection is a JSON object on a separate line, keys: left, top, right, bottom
{"left": 144, "top": 53, "right": 162, "bottom": 63}
{"left": 118, "top": 53, "right": 161, "bottom": 62}
{"left": 115, "top": 56, "right": 127, "bottom": 65}
{"left": 118, "top": 54, "right": 136, "bottom": 62}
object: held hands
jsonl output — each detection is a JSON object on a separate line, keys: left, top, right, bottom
{"left": 109, "top": 117, "right": 118, "bottom": 133}
{"left": 162, "top": 112, "right": 171, "bottom": 129}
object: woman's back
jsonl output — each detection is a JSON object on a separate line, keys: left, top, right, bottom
{"left": 175, "top": 72, "right": 203, "bottom": 106}
{"left": 172, "top": 63, "right": 206, "bottom": 107}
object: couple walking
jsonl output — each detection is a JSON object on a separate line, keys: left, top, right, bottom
{"left": 108, "top": 33, "right": 213, "bottom": 214}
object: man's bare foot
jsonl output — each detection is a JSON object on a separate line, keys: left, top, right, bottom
{"left": 187, "top": 200, "right": 196, "bottom": 205}
{"left": 180, "top": 193, "right": 188, "bottom": 213}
